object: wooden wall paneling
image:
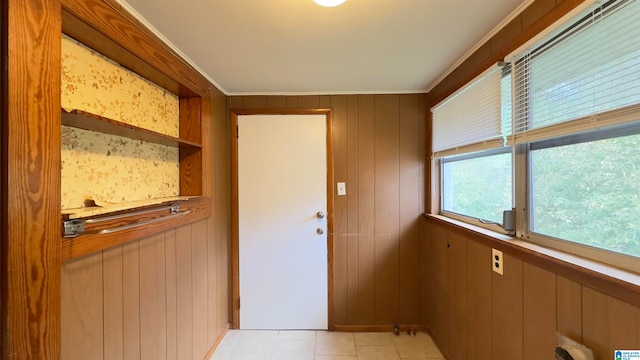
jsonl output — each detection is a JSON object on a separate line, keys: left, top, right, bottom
{"left": 192, "top": 220, "right": 209, "bottom": 358}
{"left": 319, "top": 95, "right": 331, "bottom": 108}
{"left": 491, "top": 253, "right": 523, "bottom": 360}
{"left": 139, "top": 233, "right": 167, "bottom": 360}
{"left": 122, "top": 240, "right": 141, "bottom": 360}
{"left": 61, "top": 253, "right": 104, "bottom": 360}
{"left": 357, "top": 94, "right": 376, "bottom": 325}
{"left": 582, "top": 287, "right": 640, "bottom": 359}
{"left": 373, "top": 94, "right": 400, "bottom": 324}
{"left": 6, "top": 1, "right": 62, "bottom": 358}
{"left": 522, "top": 263, "right": 557, "bottom": 360}
{"left": 332, "top": 95, "right": 349, "bottom": 325}
{"left": 286, "top": 96, "right": 298, "bottom": 108}
{"left": 447, "top": 233, "right": 468, "bottom": 360}
{"left": 346, "top": 95, "right": 360, "bottom": 325}
{"left": 430, "top": 225, "right": 449, "bottom": 354}
{"left": 398, "top": 94, "right": 422, "bottom": 324}
{"left": 556, "top": 276, "right": 582, "bottom": 343}
{"left": 242, "top": 96, "right": 268, "bottom": 109}
{"left": 175, "top": 224, "right": 193, "bottom": 359}
{"left": 465, "top": 239, "right": 492, "bottom": 360}
{"left": 418, "top": 218, "right": 430, "bottom": 326}
{"left": 267, "top": 96, "right": 287, "bottom": 109}
{"left": 165, "top": 230, "right": 178, "bottom": 360}
{"left": 207, "top": 217, "right": 219, "bottom": 344}
{"left": 229, "top": 96, "right": 243, "bottom": 110}
{"left": 103, "top": 245, "right": 125, "bottom": 360}
{"left": 0, "top": 0, "right": 5, "bottom": 355}
{"left": 213, "top": 88, "right": 231, "bottom": 333}
{"left": 297, "top": 95, "right": 320, "bottom": 108}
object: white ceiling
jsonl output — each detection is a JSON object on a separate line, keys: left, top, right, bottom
{"left": 119, "top": 0, "right": 531, "bottom": 95}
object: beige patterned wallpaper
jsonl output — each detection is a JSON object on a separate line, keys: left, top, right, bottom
{"left": 61, "top": 35, "right": 180, "bottom": 210}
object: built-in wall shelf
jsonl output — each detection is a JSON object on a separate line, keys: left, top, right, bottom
{"left": 61, "top": 196, "right": 211, "bottom": 261}
{"left": 62, "top": 195, "right": 200, "bottom": 220}
{"left": 61, "top": 109, "right": 202, "bottom": 149}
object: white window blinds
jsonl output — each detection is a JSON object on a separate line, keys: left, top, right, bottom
{"left": 512, "top": 0, "right": 640, "bottom": 144}
{"left": 432, "top": 64, "right": 507, "bottom": 157}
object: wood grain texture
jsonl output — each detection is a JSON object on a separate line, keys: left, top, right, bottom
{"left": 61, "top": 0, "right": 210, "bottom": 97}
{"left": 103, "top": 245, "right": 124, "bottom": 360}
{"left": 122, "top": 240, "right": 141, "bottom": 360}
{"left": 346, "top": 95, "right": 360, "bottom": 325}
{"left": 374, "top": 95, "right": 400, "bottom": 324}
{"left": 491, "top": 253, "right": 523, "bottom": 360}
{"left": 557, "top": 276, "right": 582, "bottom": 342}
{"left": 165, "top": 230, "right": 178, "bottom": 360}
{"left": 332, "top": 95, "right": 349, "bottom": 325}
{"left": 139, "top": 233, "right": 167, "bottom": 360}
{"left": 398, "top": 94, "right": 422, "bottom": 324}
{"left": 61, "top": 253, "right": 103, "bottom": 360}
{"left": 523, "top": 263, "right": 556, "bottom": 360}
{"left": 448, "top": 233, "right": 468, "bottom": 360}
{"left": 357, "top": 94, "right": 376, "bottom": 325}
{"left": 175, "top": 224, "right": 193, "bottom": 360}
{"left": 430, "top": 226, "right": 449, "bottom": 354}
{"left": 61, "top": 197, "right": 212, "bottom": 260}
{"left": 6, "top": 0, "right": 62, "bottom": 358}
{"left": 466, "top": 239, "right": 492, "bottom": 360}
{"left": 583, "top": 287, "right": 640, "bottom": 359}
{"left": 191, "top": 220, "right": 209, "bottom": 358}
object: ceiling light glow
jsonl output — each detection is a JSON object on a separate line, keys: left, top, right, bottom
{"left": 313, "top": 0, "right": 347, "bottom": 7}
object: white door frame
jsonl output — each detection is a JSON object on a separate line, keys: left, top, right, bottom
{"left": 230, "top": 108, "right": 334, "bottom": 330}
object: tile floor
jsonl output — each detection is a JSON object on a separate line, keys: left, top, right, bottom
{"left": 209, "top": 330, "right": 445, "bottom": 360}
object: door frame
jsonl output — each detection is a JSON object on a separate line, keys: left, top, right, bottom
{"left": 230, "top": 108, "right": 334, "bottom": 330}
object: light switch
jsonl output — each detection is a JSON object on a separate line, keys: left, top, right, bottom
{"left": 337, "top": 182, "right": 346, "bottom": 196}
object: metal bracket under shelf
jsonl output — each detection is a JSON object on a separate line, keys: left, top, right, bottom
{"left": 63, "top": 202, "right": 186, "bottom": 238}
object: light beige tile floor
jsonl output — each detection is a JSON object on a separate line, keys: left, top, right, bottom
{"left": 209, "top": 330, "right": 444, "bottom": 360}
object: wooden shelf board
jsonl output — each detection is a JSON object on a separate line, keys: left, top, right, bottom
{"left": 61, "top": 109, "right": 202, "bottom": 149}
{"left": 62, "top": 195, "right": 200, "bottom": 219}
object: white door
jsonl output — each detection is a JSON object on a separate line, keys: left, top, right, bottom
{"left": 238, "top": 114, "right": 328, "bottom": 330}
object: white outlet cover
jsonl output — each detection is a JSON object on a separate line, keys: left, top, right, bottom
{"left": 337, "top": 182, "right": 346, "bottom": 196}
{"left": 492, "top": 248, "right": 503, "bottom": 275}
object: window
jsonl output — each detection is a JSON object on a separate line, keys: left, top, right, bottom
{"left": 432, "top": 0, "right": 640, "bottom": 271}
{"left": 432, "top": 64, "right": 512, "bottom": 229}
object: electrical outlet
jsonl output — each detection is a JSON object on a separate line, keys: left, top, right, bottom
{"left": 492, "top": 248, "right": 503, "bottom": 275}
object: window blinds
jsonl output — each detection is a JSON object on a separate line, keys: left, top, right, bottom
{"left": 432, "top": 64, "right": 506, "bottom": 157}
{"left": 512, "top": 0, "right": 640, "bottom": 144}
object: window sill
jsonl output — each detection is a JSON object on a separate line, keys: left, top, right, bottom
{"left": 424, "top": 213, "right": 640, "bottom": 308}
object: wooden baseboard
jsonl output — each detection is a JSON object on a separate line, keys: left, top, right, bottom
{"left": 333, "top": 324, "right": 429, "bottom": 333}
{"left": 203, "top": 327, "right": 228, "bottom": 360}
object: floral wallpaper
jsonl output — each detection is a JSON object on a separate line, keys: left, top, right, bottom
{"left": 61, "top": 35, "right": 179, "bottom": 136}
{"left": 61, "top": 35, "right": 180, "bottom": 210}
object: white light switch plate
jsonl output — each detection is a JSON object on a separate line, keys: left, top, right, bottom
{"left": 337, "top": 182, "right": 346, "bottom": 196}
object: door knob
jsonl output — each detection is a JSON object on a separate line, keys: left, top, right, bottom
{"left": 316, "top": 211, "right": 325, "bottom": 219}
{"left": 316, "top": 228, "right": 324, "bottom": 235}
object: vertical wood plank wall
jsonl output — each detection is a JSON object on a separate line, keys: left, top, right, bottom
{"left": 421, "top": 218, "right": 640, "bottom": 360}
{"left": 61, "top": 89, "right": 231, "bottom": 360}
{"left": 230, "top": 94, "right": 427, "bottom": 326}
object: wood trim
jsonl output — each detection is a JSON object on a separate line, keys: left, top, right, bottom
{"left": 230, "top": 108, "right": 335, "bottom": 329}
{"left": 6, "top": 0, "right": 62, "bottom": 358}
{"left": 230, "top": 111, "right": 239, "bottom": 328}
{"left": 424, "top": 214, "right": 640, "bottom": 308}
{"left": 333, "top": 324, "right": 429, "bottom": 333}
{"left": 61, "top": 0, "right": 210, "bottom": 97}
{"left": 61, "top": 197, "right": 212, "bottom": 261}
{"left": 202, "top": 327, "right": 228, "bottom": 360}
{"left": 0, "top": 0, "right": 7, "bottom": 358}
